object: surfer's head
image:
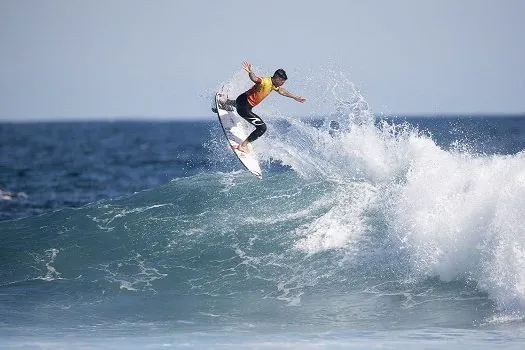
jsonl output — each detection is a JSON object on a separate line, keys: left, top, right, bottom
{"left": 272, "top": 69, "right": 287, "bottom": 87}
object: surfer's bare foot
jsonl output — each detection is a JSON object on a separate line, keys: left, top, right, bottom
{"left": 237, "top": 142, "right": 252, "bottom": 153}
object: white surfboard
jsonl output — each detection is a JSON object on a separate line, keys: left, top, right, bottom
{"left": 214, "top": 92, "right": 263, "bottom": 179}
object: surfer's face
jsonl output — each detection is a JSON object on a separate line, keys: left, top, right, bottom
{"left": 272, "top": 76, "right": 286, "bottom": 87}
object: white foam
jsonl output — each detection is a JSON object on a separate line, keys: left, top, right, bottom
{"left": 235, "top": 68, "right": 525, "bottom": 314}
{"left": 32, "top": 248, "right": 63, "bottom": 282}
{"left": 294, "top": 182, "right": 377, "bottom": 253}
{"left": 99, "top": 253, "right": 168, "bottom": 292}
{"left": 390, "top": 150, "right": 525, "bottom": 310}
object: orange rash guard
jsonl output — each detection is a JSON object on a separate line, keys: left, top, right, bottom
{"left": 246, "top": 76, "right": 280, "bottom": 107}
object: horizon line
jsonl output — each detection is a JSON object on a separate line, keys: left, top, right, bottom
{"left": 1, "top": 113, "right": 524, "bottom": 123}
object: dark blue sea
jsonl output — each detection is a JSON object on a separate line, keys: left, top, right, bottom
{"left": 1, "top": 114, "right": 525, "bottom": 349}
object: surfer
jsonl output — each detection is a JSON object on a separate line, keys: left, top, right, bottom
{"left": 219, "top": 61, "right": 306, "bottom": 153}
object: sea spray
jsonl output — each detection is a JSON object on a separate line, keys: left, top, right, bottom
{"left": 214, "top": 67, "right": 525, "bottom": 316}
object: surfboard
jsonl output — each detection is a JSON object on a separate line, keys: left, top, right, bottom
{"left": 214, "top": 92, "right": 263, "bottom": 179}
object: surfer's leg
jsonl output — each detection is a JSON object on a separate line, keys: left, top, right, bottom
{"left": 235, "top": 93, "right": 267, "bottom": 152}
{"left": 238, "top": 112, "right": 266, "bottom": 153}
{"left": 245, "top": 111, "right": 267, "bottom": 142}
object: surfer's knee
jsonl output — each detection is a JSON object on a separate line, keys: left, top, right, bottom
{"left": 253, "top": 122, "right": 267, "bottom": 140}
{"left": 246, "top": 122, "right": 267, "bottom": 143}
{"left": 257, "top": 122, "right": 267, "bottom": 135}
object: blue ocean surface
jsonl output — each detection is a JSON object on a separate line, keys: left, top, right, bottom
{"left": 1, "top": 113, "right": 525, "bottom": 349}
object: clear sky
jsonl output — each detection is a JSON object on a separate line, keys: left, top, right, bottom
{"left": 1, "top": 0, "right": 524, "bottom": 120}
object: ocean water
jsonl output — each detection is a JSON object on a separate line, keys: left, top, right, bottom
{"left": 2, "top": 84, "right": 525, "bottom": 348}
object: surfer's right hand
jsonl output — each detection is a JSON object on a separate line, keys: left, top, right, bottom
{"left": 242, "top": 61, "right": 252, "bottom": 73}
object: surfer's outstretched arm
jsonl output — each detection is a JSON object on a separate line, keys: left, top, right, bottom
{"left": 242, "top": 61, "right": 261, "bottom": 83}
{"left": 278, "top": 87, "right": 306, "bottom": 103}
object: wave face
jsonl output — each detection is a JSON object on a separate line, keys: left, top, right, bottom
{"left": 2, "top": 72, "right": 525, "bottom": 334}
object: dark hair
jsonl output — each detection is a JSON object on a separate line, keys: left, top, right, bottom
{"left": 274, "top": 69, "right": 287, "bottom": 80}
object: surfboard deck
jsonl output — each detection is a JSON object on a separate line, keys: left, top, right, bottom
{"left": 214, "top": 92, "right": 263, "bottom": 179}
